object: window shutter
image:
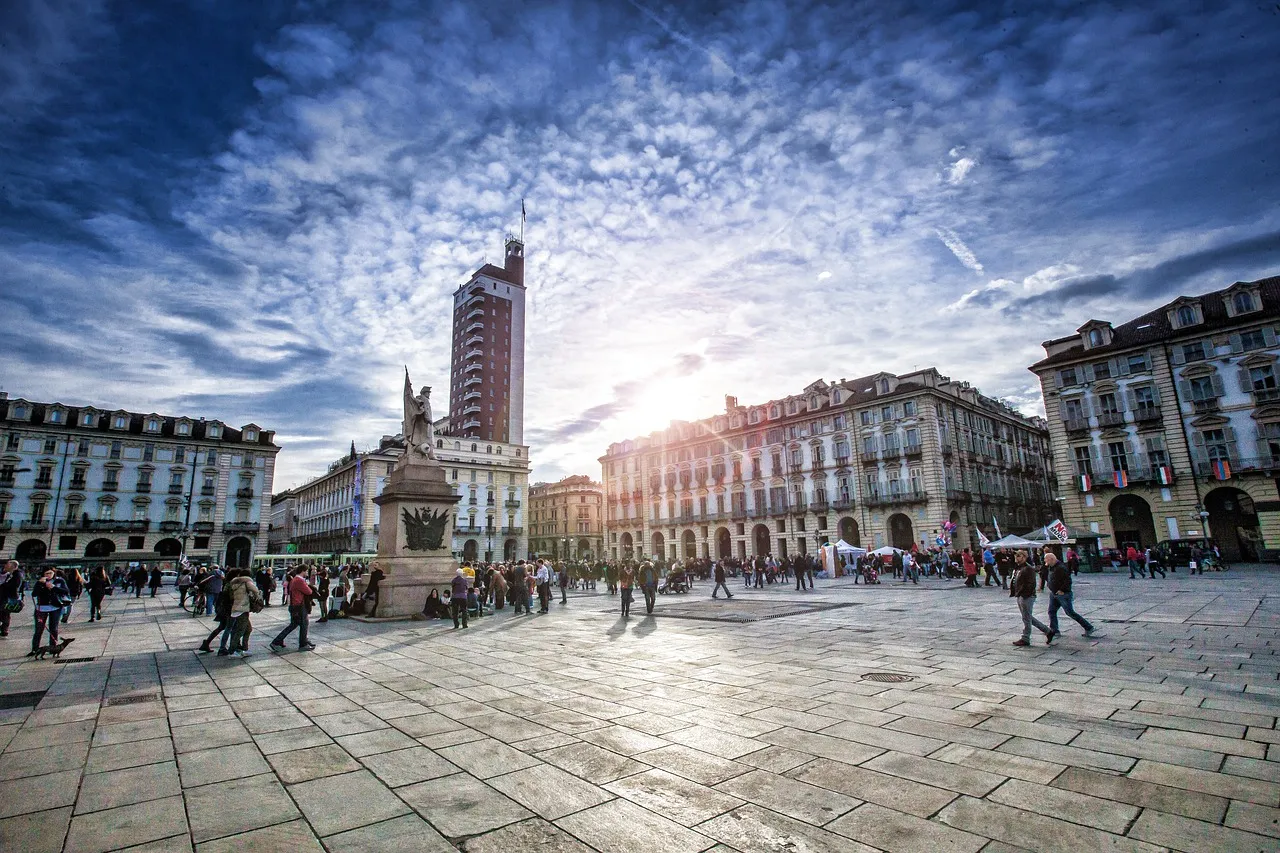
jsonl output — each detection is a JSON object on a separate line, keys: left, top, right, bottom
{"left": 1264, "top": 327, "right": 1278, "bottom": 347}
{"left": 1177, "top": 379, "right": 1192, "bottom": 401}
{"left": 1210, "top": 373, "right": 1226, "bottom": 398}
{"left": 1124, "top": 388, "right": 1137, "bottom": 410}
{"left": 1172, "top": 348, "right": 1186, "bottom": 365}
{"left": 1239, "top": 366, "right": 1253, "bottom": 393}
{"left": 1081, "top": 364, "right": 1095, "bottom": 382}
{"left": 1225, "top": 426, "right": 1238, "bottom": 462}
{"left": 1150, "top": 384, "right": 1163, "bottom": 406}
{"left": 1230, "top": 334, "right": 1244, "bottom": 354}
{"left": 1110, "top": 358, "right": 1121, "bottom": 377}
{"left": 1117, "top": 357, "right": 1131, "bottom": 376}
{"left": 1082, "top": 395, "right": 1095, "bottom": 418}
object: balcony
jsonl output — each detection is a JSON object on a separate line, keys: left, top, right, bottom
{"left": 860, "top": 451, "right": 879, "bottom": 463}
{"left": 1063, "top": 417, "right": 1090, "bottom": 434}
{"left": 135, "top": 483, "right": 151, "bottom": 493}
{"left": 168, "top": 483, "right": 184, "bottom": 494}
{"left": 731, "top": 509, "right": 748, "bottom": 520}
{"left": 468, "top": 497, "right": 478, "bottom": 505}
{"left": 462, "top": 294, "right": 484, "bottom": 311}
{"left": 810, "top": 499, "right": 828, "bottom": 512}
{"left": 833, "top": 457, "right": 851, "bottom": 470}
{"left": 34, "top": 478, "right": 53, "bottom": 490}
{"left": 1192, "top": 398, "right": 1220, "bottom": 413}
{"left": 790, "top": 500, "right": 807, "bottom": 513}
{"left": 462, "top": 419, "right": 481, "bottom": 430}
{"left": 1193, "top": 455, "right": 1280, "bottom": 476}
{"left": 465, "top": 321, "right": 484, "bottom": 334}
{"left": 832, "top": 497, "right": 855, "bottom": 510}
{"left": 102, "top": 481, "right": 119, "bottom": 492}
{"left": 69, "top": 480, "right": 86, "bottom": 491}
{"left": 462, "top": 404, "right": 482, "bottom": 416}
{"left": 464, "top": 376, "right": 482, "bottom": 388}
{"left": 1253, "top": 387, "right": 1280, "bottom": 403}
{"left": 463, "top": 390, "right": 481, "bottom": 401}
{"left": 903, "top": 443, "right": 923, "bottom": 457}
{"left": 20, "top": 520, "right": 47, "bottom": 531}
{"left": 193, "top": 522, "right": 214, "bottom": 534}
{"left": 455, "top": 525, "right": 482, "bottom": 536}
{"left": 223, "top": 522, "right": 261, "bottom": 534}
{"left": 465, "top": 334, "right": 484, "bottom": 347}
{"left": 201, "top": 485, "right": 216, "bottom": 496}
{"left": 1097, "top": 411, "right": 1126, "bottom": 428}
{"left": 504, "top": 499, "right": 521, "bottom": 508}
{"left": 864, "top": 490, "right": 928, "bottom": 507}
{"left": 0, "top": 520, "right": 9, "bottom": 531}
{"left": 88, "top": 519, "right": 150, "bottom": 532}
{"left": 1133, "top": 406, "right": 1162, "bottom": 424}
{"left": 160, "top": 520, "right": 183, "bottom": 533}
{"left": 882, "top": 447, "right": 901, "bottom": 460}
{"left": 0, "top": 478, "right": 14, "bottom": 489}
{"left": 502, "top": 527, "right": 523, "bottom": 535}
{"left": 465, "top": 348, "right": 483, "bottom": 360}
{"left": 465, "top": 307, "right": 484, "bottom": 322}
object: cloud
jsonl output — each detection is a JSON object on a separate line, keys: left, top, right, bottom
{"left": 934, "top": 226, "right": 985, "bottom": 274}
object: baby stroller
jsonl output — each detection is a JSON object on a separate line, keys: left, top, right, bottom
{"left": 861, "top": 562, "right": 880, "bottom": 584}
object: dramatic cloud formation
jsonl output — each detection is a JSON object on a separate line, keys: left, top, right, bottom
{"left": 2, "top": 1, "right": 1279, "bottom": 488}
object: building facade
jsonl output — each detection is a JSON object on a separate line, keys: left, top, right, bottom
{"left": 599, "top": 369, "right": 1055, "bottom": 562}
{"left": 0, "top": 393, "right": 278, "bottom": 567}
{"left": 1030, "top": 276, "right": 1280, "bottom": 562}
{"left": 528, "top": 475, "right": 604, "bottom": 559}
{"left": 284, "top": 433, "right": 530, "bottom": 563}
{"left": 447, "top": 236, "right": 526, "bottom": 444}
{"left": 267, "top": 489, "right": 297, "bottom": 553}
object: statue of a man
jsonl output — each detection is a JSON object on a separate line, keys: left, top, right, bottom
{"left": 402, "top": 371, "right": 436, "bottom": 461}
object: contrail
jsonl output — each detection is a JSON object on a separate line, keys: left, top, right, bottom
{"left": 625, "top": 0, "right": 740, "bottom": 81}
{"left": 934, "top": 225, "right": 984, "bottom": 274}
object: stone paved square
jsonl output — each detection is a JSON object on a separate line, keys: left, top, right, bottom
{"left": 1, "top": 567, "right": 1278, "bottom": 851}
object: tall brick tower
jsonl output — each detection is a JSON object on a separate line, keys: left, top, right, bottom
{"left": 447, "top": 236, "right": 526, "bottom": 443}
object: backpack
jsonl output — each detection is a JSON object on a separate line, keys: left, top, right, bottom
{"left": 248, "top": 584, "right": 265, "bottom": 614}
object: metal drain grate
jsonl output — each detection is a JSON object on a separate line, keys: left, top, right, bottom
{"left": 55, "top": 656, "right": 96, "bottom": 664}
{"left": 861, "top": 672, "right": 916, "bottom": 683}
{"left": 104, "top": 693, "right": 161, "bottom": 707}
{"left": 0, "top": 691, "right": 48, "bottom": 710}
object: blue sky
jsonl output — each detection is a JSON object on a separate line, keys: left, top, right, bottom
{"left": 3, "top": 0, "right": 1279, "bottom": 490}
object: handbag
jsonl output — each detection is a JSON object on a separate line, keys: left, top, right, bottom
{"left": 3, "top": 598, "right": 23, "bottom": 614}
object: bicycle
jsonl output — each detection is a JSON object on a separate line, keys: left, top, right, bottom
{"left": 185, "top": 589, "right": 207, "bottom": 616}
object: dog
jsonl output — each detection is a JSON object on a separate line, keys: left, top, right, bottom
{"left": 27, "top": 637, "right": 75, "bottom": 660}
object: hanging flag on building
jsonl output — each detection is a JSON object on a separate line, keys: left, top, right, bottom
{"left": 351, "top": 456, "right": 363, "bottom": 539}
{"left": 1157, "top": 465, "right": 1174, "bottom": 485}
{"left": 1078, "top": 473, "right": 1092, "bottom": 492}
{"left": 993, "top": 517, "right": 1002, "bottom": 539}
{"left": 976, "top": 528, "right": 990, "bottom": 547}
{"left": 1047, "top": 519, "right": 1070, "bottom": 542}
{"left": 1113, "top": 469, "right": 1129, "bottom": 488}
{"left": 1212, "top": 459, "right": 1232, "bottom": 480}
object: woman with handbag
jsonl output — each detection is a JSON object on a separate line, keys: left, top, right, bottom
{"left": 87, "top": 566, "right": 110, "bottom": 622}
{"left": 28, "top": 569, "right": 70, "bottom": 655}
{"left": 0, "top": 560, "right": 24, "bottom": 637}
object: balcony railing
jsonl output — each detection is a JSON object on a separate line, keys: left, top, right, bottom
{"left": 20, "top": 520, "right": 47, "bottom": 531}
{"left": 1253, "top": 387, "right": 1280, "bottom": 403}
{"left": 1192, "top": 398, "right": 1220, "bottom": 413}
{"left": 455, "top": 525, "right": 482, "bottom": 536}
{"left": 223, "top": 522, "right": 261, "bottom": 533}
{"left": 502, "top": 527, "right": 523, "bottom": 535}
{"left": 34, "top": 478, "right": 53, "bottom": 489}
{"left": 860, "top": 451, "right": 879, "bottom": 463}
{"left": 731, "top": 509, "right": 748, "bottom": 520}
{"left": 464, "top": 335, "right": 484, "bottom": 347}
{"left": 462, "top": 404, "right": 481, "bottom": 415}
{"left": 504, "top": 499, "right": 521, "bottom": 508}
{"left": 463, "top": 390, "right": 481, "bottom": 401}
{"left": 135, "top": 483, "right": 151, "bottom": 493}
{"left": 464, "top": 348, "right": 483, "bottom": 360}
{"left": 1063, "top": 417, "right": 1090, "bottom": 433}
{"left": 864, "top": 490, "right": 928, "bottom": 507}
{"left": 168, "top": 483, "right": 184, "bottom": 494}
{"left": 465, "top": 307, "right": 484, "bottom": 321}
{"left": 0, "top": 520, "right": 10, "bottom": 532}
{"left": 1097, "top": 411, "right": 1126, "bottom": 428}
{"left": 201, "top": 485, "right": 216, "bottom": 496}
{"left": 833, "top": 457, "right": 851, "bottom": 469}
{"left": 69, "top": 480, "right": 86, "bottom": 491}
{"left": 832, "top": 497, "right": 855, "bottom": 510}
{"left": 193, "top": 521, "right": 214, "bottom": 534}
{"left": 882, "top": 447, "right": 901, "bottom": 460}
{"left": 462, "top": 419, "right": 481, "bottom": 429}
{"left": 102, "top": 481, "right": 119, "bottom": 492}
{"left": 464, "top": 375, "right": 482, "bottom": 387}
{"left": 1133, "top": 406, "right": 1162, "bottom": 423}
{"left": 1192, "top": 455, "right": 1280, "bottom": 476}
{"left": 84, "top": 519, "right": 150, "bottom": 532}
{"left": 236, "top": 487, "right": 254, "bottom": 499}
{"left": 465, "top": 321, "right": 484, "bottom": 334}
{"left": 810, "top": 499, "right": 828, "bottom": 512}
{"left": 790, "top": 500, "right": 807, "bottom": 513}
{"left": 903, "top": 443, "right": 923, "bottom": 456}
{"left": 160, "top": 520, "right": 183, "bottom": 533}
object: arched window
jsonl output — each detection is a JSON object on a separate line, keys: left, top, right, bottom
{"left": 1176, "top": 306, "right": 1196, "bottom": 326}
{"left": 471, "top": 443, "right": 477, "bottom": 452}
{"left": 487, "top": 445, "right": 493, "bottom": 454}
{"left": 436, "top": 439, "right": 443, "bottom": 448}
{"left": 1234, "top": 292, "right": 1255, "bottom": 314}
{"left": 1087, "top": 329, "right": 1103, "bottom": 347}
{"left": 454, "top": 441, "right": 461, "bottom": 450}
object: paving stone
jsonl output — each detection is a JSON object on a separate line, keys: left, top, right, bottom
{"left": 0, "top": 769, "right": 81, "bottom": 818}
{"left": 76, "top": 760, "right": 181, "bottom": 814}
{"left": 1129, "top": 759, "right": 1280, "bottom": 806}
{"left": 759, "top": 727, "right": 885, "bottom": 766}
{"left": 194, "top": 819, "right": 325, "bottom": 853}
{"left": 635, "top": 744, "right": 751, "bottom": 786}
{"left": 254, "top": 724, "right": 332, "bottom": 755}
{"left": 288, "top": 768, "right": 409, "bottom": 837}
{"left": 1051, "top": 766, "right": 1227, "bottom": 823}
{"left": 9, "top": 718, "right": 96, "bottom": 751}
{"left": 538, "top": 741, "right": 648, "bottom": 784}
{"left": 293, "top": 696, "right": 361, "bottom": 716}
{"left": 716, "top": 768, "right": 860, "bottom": 826}
{"left": 437, "top": 737, "right": 541, "bottom": 779}
{"left": 937, "top": 795, "right": 1161, "bottom": 853}
{"left": 178, "top": 742, "right": 271, "bottom": 787}
{"left": 172, "top": 719, "right": 250, "bottom": 753}
{"left": 737, "top": 744, "right": 814, "bottom": 774}
{"left": 324, "top": 814, "right": 455, "bottom": 853}
{"left": 996, "top": 736, "right": 1135, "bottom": 774}
{"left": 459, "top": 817, "right": 595, "bottom": 853}
{"left": 1128, "top": 808, "right": 1276, "bottom": 852}
{"left": 790, "top": 757, "right": 959, "bottom": 818}
{"left": 388, "top": 711, "right": 462, "bottom": 738}
{"left": 0, "top": 739, "right": 89, "bottom": 781}
{"left": 360, "top": 745, "right": 459, "bottom": 787}
{"left": 605, "top": 768, "right": 742, "bottom": 826}
{"left": 556, "top": 798, "right": 714, "bottom": 853}
{"left": 827, "top": 802, "right": 988, "bottom": 853}
{"left": 65, "top": 794, "right": 188, "bottom": 853}
{"left": 399, "top": 773, "right": 532, "bottom": 838}
{"left": 1225, "top": 800, "right": 1280, "bottom": 840}
{"left": 930, "top": 743, "right": 1065, "bottom": 785}
{"left": 988, "top": 778, "right": 1139, "bottom": 835}
{"left": 1223, "top": 754, "right": 1280, "bottom": 783}
{"left": 91, "top": 717, "right": 170, "bottom": 747}
{"left": 579, "top": 724, "right": 673, "bottom": 756}
{"left": 184, "top": 772, "right": 299, "bottom": 843}
{"left": 864, "top": 751, "right": 1006, "bottom": 798}
{"left": 0, "top": 805, "right": 72, "bottom": 853}
{"left": 696, "top": 804, "right": 876, "bottom": 853}
{"left": 489, "top": 763, "right": 615, "bottom": 820}
{"left": 335, "top": 727, "right": 419, "bottom": 757}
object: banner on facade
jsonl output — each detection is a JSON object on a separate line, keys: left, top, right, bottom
{"left": 1046, "top": 519, "right": 1070, "bottom": 543}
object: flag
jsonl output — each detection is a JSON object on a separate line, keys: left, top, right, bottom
{"left": 993, "top": 517, "right": 1002, "bottom": 539}
{"left": 521, "top": 198, "right": 526, "bottom": 216}
{"left": 1078, "top": 474, "right": 1091, "bottom": 492}
{"left": 1047, "top": 519, "right": 1070, "bottom": 543}
{"left": 1113, "top": 469, "right": 1129, "bottom": 488}
{"left": 976, "top": 528, "right": 990, "bottom": 548}
{"left": 1212, "top": 459, "right": 1232, "bottom": 480}
{"left": 1157, "top": 465, "right": 1174, "bottom": 485}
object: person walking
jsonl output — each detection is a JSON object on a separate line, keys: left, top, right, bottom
{"left": 1045, "top": 552, "right": 1095, "bottom": 640}
{"left": 491, "top": 567, "right": 508, "bottom": 610}
{"left": 511, "top": 562, "right": 528, "bottom": 614}
{"left": 1011, "top": 551, "right": 1053, "bottom": 646}
{"left": 270, "top": 567, "right": 316, "bottom": 652}
{"left": 316, "top": 570, "right": 331, "bottom": 622}
{"left": 201, "top": 566, "right": 224, "bottom": 615}
{"left": 639, "top": 561, "right": 658, "bottom": 614}
{"left": 225, "top": 569, "right": 262, "bottom": 657}
{"left": 177, "top": 567, "right": 194, "bottom": 608}
{"left": 1145, "top": 547, "right": 1167, "bottom": 579}
{"left": 1065, "top": 546, "right": 1080, "bottom": 576}
{"left": 198, "top": 579, "right": 234, "bottom": 655}
{"left": 1126, "top": 544, "right": 1146, "bottom": 579}
{"left": 449, "top": 569, "right": 470, "bottom": 629}
{"left": 0, "top": 561, "right": 24, "bottom": 637}
{"left": 982, "top": 547, "right": 998, "bottom": 587}
{"left": 619, "top": 563, "right": 634, "bottom": 618}
{"left": 535, "top": 560, "right": 552, "bottom": 613}
{"left": 148, "top": 566, "right": 162, "bottom": 598}
{"left": 28, "top": 569, "right": 70, "bottom": 655}
{"left": 962, "top": 549, "right": 978, "bottom": 588}
{"left": 900, "top": 550, "right": 919, "bottom": 584}
{"left": 87, "top": 566, "right": 109, "bottom": 621}
{"left": 712, "top": 561, "right": 734, "bottom": 599}
{"left": 558, "top": 563, "right": 570, "bottom": 604}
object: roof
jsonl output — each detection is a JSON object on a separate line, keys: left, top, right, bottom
{"left": 0, "top": 398, "right": 278, "bottom": 448}
{"left": 1031, "top": 275, "right": 1280, "bottom": 370}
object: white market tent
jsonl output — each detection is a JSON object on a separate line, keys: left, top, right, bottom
{"left": 869, "top": 545, "right": 904, "bottom": 556}
{"left": 987, "top": 534, "right": 1042, "bottom": 549}
{"left": 834, "top": 540, "right": 866, "bottom": 556}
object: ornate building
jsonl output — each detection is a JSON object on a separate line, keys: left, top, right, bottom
{"left": 528, "top": 475, "right": 604, "bottom": 559}
{"left": 267, "top": 489, "right": 297, "bottom": 554}
{"left": 0, "top": 392, "right": 278, "bottom": 567}
{"left": 292, "top": 440, "right": 399, "bottom": 556}
{"left": 1030, "top": 276, "right": 1280, "bottom": 561}
{"left": 599, "top": 369, "right": 1054, "bottom": 561}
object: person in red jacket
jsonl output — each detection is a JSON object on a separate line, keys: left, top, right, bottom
{"left": 270, "top": 567, "right": 316, "bottom": 652}
{"left": 962, "top": 549, "right": 979, "bottom": 588}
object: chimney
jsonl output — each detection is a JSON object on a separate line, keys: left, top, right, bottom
{"left": 504, "top": 237, "right": 524, "bottom": 286}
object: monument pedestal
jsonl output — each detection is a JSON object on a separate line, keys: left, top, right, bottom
{"left": 356, "top": 458, "right": 461, "bottom": 620}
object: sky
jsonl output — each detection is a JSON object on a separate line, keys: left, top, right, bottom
{"left": 3, "top": 0, "right": 1279, "bottom": 491}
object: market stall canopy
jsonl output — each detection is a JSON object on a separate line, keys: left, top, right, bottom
{"left": 1022, "top": 523, "right": 1102, "bottom": 543}
{"left": 987, "top": 534, "right": 1041, "bottom": 549}
{"left": 833, "top": 540, "right": 866, "bottom": 555}
{"left": 869, "top": 546, "right": 904, "bottom": 556}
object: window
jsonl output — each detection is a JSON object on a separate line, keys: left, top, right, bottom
{"left": 81, "top": 412, "right": 95, "bottom": 426}
{"left": 860, "top": 411, "right": 872, "bottom": 425}
{"left": 903, "top": 401, "right": 916, "bottom": 417}
{"left": 1182, "top": 342, "right": 1208, "bottom": 362}
{"left": 833, "top": 414, "right": 846, "bottom": 429}
{"left": 1234, "top": 292, "right": 1256, "bottom": 314}
{"left": 881, "top": 406, "right": 893, "bottom": 421}
{"left": 109, "top": 441, "right": 121, "bottom": 459}
{"left": 1262, "top": 423, "right": 1280, "bottom": 463}
{"left": 97, "top": 500, "right": 114, "bottom": 521}
{"left": 176, "top": 422, "right": 190, "bottom": 435}
{"left": 1202, "top": 429, "right": 1231, "bottom": 461}
{"left": 879, "top": 379, "right": 890, "bottom": 393}
{"left": 30, "top": 502, "right": 46, "bottom": 524}
{"left": 48, "top": 409, "right": 62, "bottom": 424}
{"left": 113, "top": 415, "right": 127, "bottom": 429}
{"left": 1059, "top": 367, "right": 1078, "bottom": 386}
{"left": 43, "top": 437, "right": 56, "bottom": 454}
{"left": 832, "top": 390, "right": 841, "bottom": 404}
{"left": 1249, "top": 365, "right": 1277, "bottom": 391}
{"left": 1133, "top": 386, "right": 1157, "bottom": 410}
{"left": 1073, "top": 446, "right": 1093, "bottom": 476}
{"left": 1176, "top": 305, "right": 1197, "bottom": 326}
{"left": 1188, "top": 375, "right": 1218, "bottom": 401}
{"left": 1145, "top": 436, "right": 1168, "bottom": 468}
{"left": 1097, "top": 393, "right": 1119, "bottom": 414}
{"left": 863, "top": 436, "right": 877, "bottom": 454}
{"left": 1107, "top": 441, "right": 1129, "bottom": 472}
{"left": 1093, "top": 361, "right": 1111, "bottom": 380}
{"left": 1087, "top": 328, "right": 1103, "bottom": 347}
{"left": 1126, "top": 354, "right": 1148, "bottom": 373}
{"left": 1063, "top": 399, "right": 1084, "bottom": 421}
{"left": 1241, "top": 330, "right": 1266, "bottom": 351}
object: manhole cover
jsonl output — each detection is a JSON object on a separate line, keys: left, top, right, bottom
{"left": 861, "top": 672, "right": 915, "bottom": 683}
{"left": 104, "top": 693, "right": 161, "bottom": 707}
{"left": 0, "top": 690, "right": 47, "bottom": 710}
{"left": 56, "top": 656, "right": 96, "bottom": 664}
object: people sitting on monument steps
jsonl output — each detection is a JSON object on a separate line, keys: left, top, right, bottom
{"left": 422, "top": 588, "right": 448, "bottom": 619}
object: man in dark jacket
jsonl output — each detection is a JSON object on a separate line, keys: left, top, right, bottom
{"left": 1046, "top": 552, "right": 1095, "bottom": 639}
{"left": 0, "top": 561, "right": 24, "bottom": 637}
{"left": 1011, "top": 551, "right": 1053, "bottom": 647}
{"left": 449, "top": 568, "right": 470, "bottom": 629}
{"left": 712, "top": 561, "right": 733, "bottom": 599}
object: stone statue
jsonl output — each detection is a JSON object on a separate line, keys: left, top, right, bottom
{"left": 402, "top": 370, "right": 436, "bottom": 462}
